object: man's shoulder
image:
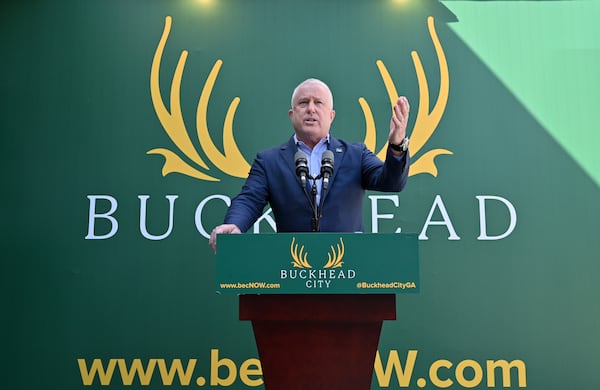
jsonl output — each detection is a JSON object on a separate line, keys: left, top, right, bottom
{"left": 254, "top": 136, "right": 294, "bottom": 158}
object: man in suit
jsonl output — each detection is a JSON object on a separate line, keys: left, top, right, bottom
{"left": 209, "top": 78, "right": 410, "bottom": 252}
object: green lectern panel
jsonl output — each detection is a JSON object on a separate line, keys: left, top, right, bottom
{"left": 216, "top": 233, "right": 419, "bottom": 294}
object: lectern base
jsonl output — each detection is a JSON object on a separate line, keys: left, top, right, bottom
{"left": 240, "top": 294, "right": 396, "bottom": 390}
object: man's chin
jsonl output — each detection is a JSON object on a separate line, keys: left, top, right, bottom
{"left": 301, "top": 124, "right": 324, "bottom": 133}
{"left": 301, "top": 124, "right": 319, "bottom": 132}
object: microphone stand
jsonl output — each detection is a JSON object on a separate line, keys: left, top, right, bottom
{"left": 296, "top": 150, "right": 334, "bottom": 232}
{"left": 317, "top": 176, "right": 328, "bottom": 231}
{"left": 296, "top": 151, "right": 317, "bottom": 230}
{"left": 300, "top": 173, "right": 324, "bottom": 232}
{"left": 309, "top": 174, "right": 330, "bottom": 232}
{"left": 311, "top": 176, "right": 320, "bottom": 232}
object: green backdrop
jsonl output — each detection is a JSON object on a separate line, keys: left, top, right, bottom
{"left": 2, "top": 0, "right": 599, "bottom": 389}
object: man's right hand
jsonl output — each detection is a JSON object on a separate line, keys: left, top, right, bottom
{"left": 209, "top": 224, "right": 241, "bottom": 253}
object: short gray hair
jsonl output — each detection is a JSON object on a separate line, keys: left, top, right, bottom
{"left": 290, "top": 78, "right": 334, "bottom": 109}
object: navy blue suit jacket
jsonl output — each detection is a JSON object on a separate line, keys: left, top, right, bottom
{"left": 224, "top": 135, "right": 409, "bottom": 232}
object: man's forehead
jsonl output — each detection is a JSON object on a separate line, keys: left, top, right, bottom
{"left": 294, "top": 83, "right": 331, "bottom": 102}
{"left": 297, "top": 83, "right": 326, "bottom": 95}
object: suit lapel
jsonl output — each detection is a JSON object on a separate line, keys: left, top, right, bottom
{"left": 280, "top": 136, "right": 298, "bottom": 179}
{"left": 322, "top": 135, "right": 346, "bottom": 205}
{"left": 280, "top": 136, "right": 313, "bottom": 204}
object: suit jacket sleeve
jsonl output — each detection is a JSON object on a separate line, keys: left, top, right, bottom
{"left": 361, "top": 144, "right": 410, "bottom": 192}
{"left": 223, "top": 152, "right": 270, "bottom": 233}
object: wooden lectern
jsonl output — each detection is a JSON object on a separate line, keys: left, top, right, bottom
{"left": 216, "top": 233, "right": 419, "bottom": 390}
{"left": 240, "top": 294, "right": 395, "bottom": 389}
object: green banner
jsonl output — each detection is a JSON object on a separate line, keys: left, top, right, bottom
{"left": 2, "top": 0, "right": 599, "bottom": 389}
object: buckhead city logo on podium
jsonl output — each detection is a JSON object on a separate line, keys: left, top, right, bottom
{"left": 283, "top": 236, "right": 356, "bottom": 289}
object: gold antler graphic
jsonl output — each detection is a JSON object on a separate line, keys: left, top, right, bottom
{"left": 290, "top": 237, "right": 345, "bottom": 269}
{"left": 148, "top": 16, "right": 250, "bottom": 181}
{"left": 322, "top": 237, "right": 345, "bottom": 269}
{"left": 290, "top": 237, "right": 312, "bottom": 269}
{"left": 360, "top": 16, "right": 452, "bottom": 177}
{"left": 149, "top": 16, "right": 451, "bottom": 181}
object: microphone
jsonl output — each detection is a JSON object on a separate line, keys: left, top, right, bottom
{"left": 320, "top": 150, "right": 334, "bottom": 190}
{"left": 295, "top": 151, "right": 309, "bottom": 188}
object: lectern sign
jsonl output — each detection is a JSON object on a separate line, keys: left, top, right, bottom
{"left": 216, "top": 233, "right": 419, "bottom": 294}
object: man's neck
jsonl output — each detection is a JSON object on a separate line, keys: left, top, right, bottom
{"left": 294, "top": 134, "right": 329, "bottom": 150}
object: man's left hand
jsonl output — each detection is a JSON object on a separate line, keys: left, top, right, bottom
{"left": 388, "top": 96, "right": 410, "bottom": 145}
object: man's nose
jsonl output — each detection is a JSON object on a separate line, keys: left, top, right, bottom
{"left": 307, "top": 100, "right": 317, "bottom": 112}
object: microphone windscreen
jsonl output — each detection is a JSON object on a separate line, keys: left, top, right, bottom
{"left": 295, "top": 151, "right": 307, "bottom": 163}
{"left": 322, "top": 150, "right": 334, "bottom": 165}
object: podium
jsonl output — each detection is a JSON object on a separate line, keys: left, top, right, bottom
{"left": 217, "top": 233, "right": 419, "bottom": 390}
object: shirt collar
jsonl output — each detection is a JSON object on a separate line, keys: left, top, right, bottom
{"left": 293, "top": 134, "right": 330, "bottom": 149}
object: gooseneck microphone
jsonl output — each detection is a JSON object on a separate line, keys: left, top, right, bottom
{"left": 294, "top": 149, "right": 335, "bottom": 232}
{"left": 295, "top": 150, "right": 318, "bottom": 231}
{"left": 320, "top": 150, "right": 334, "bottom": 191}
{"left": 294, "top": 151, "right": 309, "bottom": 189}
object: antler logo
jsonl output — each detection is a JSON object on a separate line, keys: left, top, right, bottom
{"left": 149, "top": 16, "right": 451, "bottom": 181}
{"left": 290, "top": 237, "right": 345, "bottom": 269}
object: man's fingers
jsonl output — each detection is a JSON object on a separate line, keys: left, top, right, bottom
{"left": 209, "top": 229, "right": 218, "bottom": 253}
{"left": 208, "top": 224, "right": 242, "bottom": 253}
{"left": 399, "top": 96, "right": 409, "bottom": 112}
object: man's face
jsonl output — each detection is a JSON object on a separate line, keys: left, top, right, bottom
{"left": 288, "top": 81, "right": 336, "bottom": 147}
